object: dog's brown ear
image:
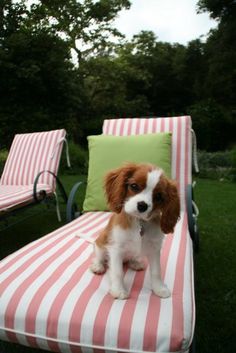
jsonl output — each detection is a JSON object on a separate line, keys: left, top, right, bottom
{"left": 105, "top": 163, "right": 137, "bottom": 213}
{"left": 160, "top": 178, "right": 180, "bottom": 234}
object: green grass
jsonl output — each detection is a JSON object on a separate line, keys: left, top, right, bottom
{"left": 0, "top": 177, "right": 236, "bottom": 353}
{"left": 194, "top": 178, "right": 236, "bottom": 353}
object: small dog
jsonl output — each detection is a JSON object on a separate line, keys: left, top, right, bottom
{"left": 90, "top": 163, "right": 180, "bottom": 299}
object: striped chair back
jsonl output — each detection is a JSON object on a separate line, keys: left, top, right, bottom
{"left": 103, "top": 116, "right": 192, "bottom": 209}
{"left": 0, "top": 129, "right": 66, "bottom": 190}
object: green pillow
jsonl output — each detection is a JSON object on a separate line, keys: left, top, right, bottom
{"left": 83, "top": 133, "right": 172, "bottom": 211}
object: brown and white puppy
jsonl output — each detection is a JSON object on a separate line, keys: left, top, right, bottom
{"left": 90, "top": 163, "right": 180, "bottom": 299}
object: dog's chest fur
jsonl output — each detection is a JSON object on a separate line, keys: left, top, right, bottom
{"left": 109, "top": 218, "right": 164, "bottom": 259}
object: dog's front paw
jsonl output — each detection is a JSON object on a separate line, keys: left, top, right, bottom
{"left": 90, "top": 261, "right": 105, "bottom": 274}
{"left": 110, "top": 287, "right": 129, "bottom": 300}
{"left": 152, "top": 282, "right": 171, "bottom": 298}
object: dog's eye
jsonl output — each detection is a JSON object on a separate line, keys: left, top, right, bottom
{"left": 155, "top": 192, "right": 164, "bottom": 203}
{"left": 129, "top": 183, "right": 140, "bottom": 192}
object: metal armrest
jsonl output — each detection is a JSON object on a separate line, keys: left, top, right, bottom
{"left": 187, "top": 184, "right": 200, "bottom": 252}
{"left": 66, "top": 182, "right": 83, "bottom": 222}
{"left": 33, "top": 170, "right": 68, "bottom": 203}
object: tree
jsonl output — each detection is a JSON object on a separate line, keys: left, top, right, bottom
{"left": 28, "top": 0, "right": 131, "bottom": 65}
{"left": 197, "top": 0, "right": 236, "bottom": 21}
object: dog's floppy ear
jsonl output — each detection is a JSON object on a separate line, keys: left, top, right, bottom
{"left": 160, "top": 178, "right": 180, "bottom": 234}
{"left": 105, "top": 163, "right": 137, "bottom": 213}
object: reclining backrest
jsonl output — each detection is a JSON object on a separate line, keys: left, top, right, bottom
{"left": 103, "top": 116, "right": 192, "bottom": 209}
{"left": 0, "top": 129, "right": 66, "bottom": 190}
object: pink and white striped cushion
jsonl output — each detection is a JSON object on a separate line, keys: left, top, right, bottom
{"left": 0, "top": 211, "right": 195, "bottom": 353}
{"left": 0, "top": 184, "right": 52, "bottom": 212}
{"left": 103, "top": 116, "right": 192, "bottom": 209}
{"left": 0, "top": 129, "right": 66, "bottom": 189}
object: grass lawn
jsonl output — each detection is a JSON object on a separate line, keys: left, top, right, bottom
{"left": 0, "top": 176, "right": 235, "bottom": 353}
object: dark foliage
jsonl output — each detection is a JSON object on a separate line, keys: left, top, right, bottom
{"left": 0, "top": 0, "right": 235, "bottom": 151}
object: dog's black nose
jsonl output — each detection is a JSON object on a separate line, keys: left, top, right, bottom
{"left": 137, "top": 201, "right": 148, "bottom": 213}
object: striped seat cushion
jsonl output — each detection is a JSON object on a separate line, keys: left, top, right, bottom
{"left": 0, "top": 211, "right": 195, "bottom": 353}
{"left": 103, "top": 116, "right": 192, "bottom": 210}
{"left": 0, "top": 129, "right": 66, "bottom": 190}
{"left": 0, "top": 184, "right": 52, "bottom": 213}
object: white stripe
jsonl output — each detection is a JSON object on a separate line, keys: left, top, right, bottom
{"left": 79, "top": 275, "right": 109, "bottom": 349}
{"left": 156, "top": 214, "right": 184, "bottom": 351}
{"left": 156, "top": 118, "right": 162, "bottom": 132}
{"left": 147, "top": 118, "right": 154, "bottom": 133}
{"left": 107, "top": 120, "right": 114, "bottom": 135}
{"left": 182, "top": 232, "right": 194, "bottom": 350}
{"left": 129, "top": 270, "right": 151, "bottom": 350}
{"left": 171, "top": 118, "right": 178, "bottom": 180}
{"left": 122, "top": 119, "right": 130, "bottom": 136}
{"left": 18, "top": 133, "right": 34, "bottom": 185}
{"left": 56, "top": 266, "right": 95, "bottom": 347}
{"left": 115, "top": 119, "right": 123, "bottom": 136}
{"left": 139, "top": 119, "right": 145, "bottom": 134}
{"left": 180, "top": 117, "right": 186, "bottom": 208}
{"left": 130, "top": 118, "right": 138, "bottom": 135}
{"left": 164, "top": 118, "right": 170, "bottom": 132}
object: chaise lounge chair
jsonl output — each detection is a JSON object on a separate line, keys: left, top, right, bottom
{"left": 0, "top": 129, "right": 69, "bottom": 228}
{"left": 0, "top": 116, "right": 199, "bottom": 353}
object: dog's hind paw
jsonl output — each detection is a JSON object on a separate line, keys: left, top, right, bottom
{"left": 152, "top": 283, "right": 171, "bottom": 298}
{"left": 128, "top": 259, "right": 145, "bottom": 271}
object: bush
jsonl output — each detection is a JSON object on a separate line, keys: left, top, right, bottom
{"left": 60, "top": 141, "right": 88, "bottom": 175}
{"left": 0, "top": 149, "right": 8, "bottom": 175}
{"left": 197, "top": 148, "right": 236, "bottom": 181}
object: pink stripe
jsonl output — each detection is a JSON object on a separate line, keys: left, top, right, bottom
{"left": 144, "top": 119, "right": 149, "bottom": 134}
{"left": 176, "top": 117, "right": 182, "bottom": 186}
{"left": 135, "top": 119, "right": 141, "bottom": 135}
{"left": 119, "top": 119, "right": 125, "bottom": 136}
{"left": 142, "top": 234, "right": 173, "bottom": 352}
{"left": 117, "top": 269, "right": 146, "bottom": 349}
{"left": 92, "top": 294, "right": 114, "bottom": 351}
{"left": 111, "top": 120, "right": 117, "bottom": 136}
{"left": 142, "top": 295, "right": 161, "bottom": 352}
{"left": 169, "top": 214, "right": 188, "bottom": 351}
{"left": 34, "top": 132, "right": 49, "bottom": 185}
{"left": 46, "top": 255, "right": 92, "bottom": 353}
{"left": 152, "top": 118, "right": 157, "bottom": 133}
{"left": 28, "top": 133, "right": 44, "bottom": 185}
{"left": 25, "top": 241, "right": 89, "bottom": 348}
{"left": 127, "top": 119, "right": 132, "bottom": 136}
{"left": 160, "top": 118, "right": 165, "bottom": 132}
{"left": 68, "top": 275, "right": 104, "bottom": 353}
{"left": 18, "top": 134, "right": 34, "bottom": 185}
{"left": 13, "top": 135, "right": 28, "bottom": 185}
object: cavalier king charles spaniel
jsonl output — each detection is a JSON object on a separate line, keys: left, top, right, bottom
{"left": 90, "top": 163, "right": 180, "bottom": 299}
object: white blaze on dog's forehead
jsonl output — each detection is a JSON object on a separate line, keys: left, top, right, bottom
{"left": 146, "top": 169, "right": 162, "bottom": 190}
